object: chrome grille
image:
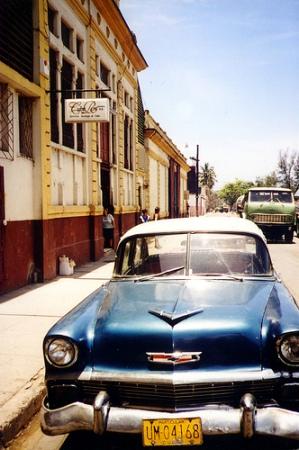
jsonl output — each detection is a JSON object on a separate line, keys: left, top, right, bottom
{"left": 253, "top": 214, "right": 292, "bottom": 224}
{"left": 78, "top": 379, "right": 278, "bottom": 410}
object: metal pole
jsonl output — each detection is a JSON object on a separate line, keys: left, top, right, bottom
{"left": 196, "top": 145, "right": 199, "bottom": 216}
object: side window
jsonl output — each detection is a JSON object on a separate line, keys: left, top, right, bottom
{"left": 250, "top": 191, "right": 258, "bottom": 202}
{"left": 256, "top": 239, "right": 272, "bottom": 274}
{"left": 133, "top": 238, "right": 143, "bottom": 267}
{"left": 243, "top": 236, "right": 256, "bottom": 254}
{"left": 121, "top": 241, "right": 131, "bottom": 274}
{"left": 118, "top": 238, "right": 146, "bottom": 274}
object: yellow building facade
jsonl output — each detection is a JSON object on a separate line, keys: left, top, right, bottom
{"left": 0, "top": 0, "right": 190, "bottom": 293}
{"left": 144, "top": 111, "right": 190, "bottom": 220}
{"left": 0, "top": 0, "right": 147, "bottom": 292}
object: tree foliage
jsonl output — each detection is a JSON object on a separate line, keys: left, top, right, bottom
{"left": 198, "top": 163, "right": 217, "bottom": 190}
{"left": 218, "top": 179, "right": 254, "bottom": 207}
{"left": 255, "top": 171, "right": 278, "bottom": 187}
{"left": 277, "top": 150, "right": 299, "bottom": 193}
{"left": 207, "top": 190, "right": 220, "bottom": 211}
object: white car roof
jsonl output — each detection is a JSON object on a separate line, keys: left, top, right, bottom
{"left": 248, "top": 187, "right": 292, "bottom": 192}
{"left": 120, "top": 216, "right": 267, "bottom": 243}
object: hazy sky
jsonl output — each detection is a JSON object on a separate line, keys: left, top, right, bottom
{"left": 121, "top": 0, "right": 299, "bottom": 188}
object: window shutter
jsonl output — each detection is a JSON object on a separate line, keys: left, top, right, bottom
{"left": 100, "top": 122, "right": 110, "bottom": 163}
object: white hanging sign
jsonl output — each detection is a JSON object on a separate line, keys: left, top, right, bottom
{"left": 65, "top": 98, "right": 110, "bottom": 123}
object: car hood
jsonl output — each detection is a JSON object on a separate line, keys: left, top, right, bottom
{"left": 92, "top": 279, "right": 275, "bottom": 372}
{"left": 247, "top": 202, "right": 295, "bottom": 215}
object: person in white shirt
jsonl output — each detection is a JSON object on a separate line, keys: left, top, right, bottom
{"left": 103, "top": 208, "right": 114, "bottom": 249}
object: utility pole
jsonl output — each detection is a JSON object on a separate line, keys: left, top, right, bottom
{"left": 190, "top": 145, "right": 200, "bottom": 216}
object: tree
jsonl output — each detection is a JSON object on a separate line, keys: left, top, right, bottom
{"left": 218, "top": 179, "right": 254, "bottom": 208}
{"left": 277, "top": 150, "right": 299, "bottom": 193}
{"left": 207, "top": 190, "right": 220, "bottom": 211}
{"left": 197, "top": 162, "right": 217, "bottom": 212}
{"left": 198, "top": 163, "right": 217, "bottom": 190}
{"left": 255, "top": 171, "right": 278, "bottom": 187}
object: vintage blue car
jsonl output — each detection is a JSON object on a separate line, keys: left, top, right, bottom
{"left": 41, "top": 216, "right": 299, "bottom": 446}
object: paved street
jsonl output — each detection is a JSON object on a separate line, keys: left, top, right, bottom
{"left": 268, "top": 237, "right": 299, "bottom": 301}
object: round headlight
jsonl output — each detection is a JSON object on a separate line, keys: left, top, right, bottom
{"left": 45, "top": 338, "right": 78, "bottom": 368}
{"left": 277, "top": 334, "right": 299, "bottom": 366}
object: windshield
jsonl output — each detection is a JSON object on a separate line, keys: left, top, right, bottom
{"left": 114, "top": 232, "right": 273, "bottom": 278}
{"left": 249, "top": 190, "right": 293, "bottom": 203}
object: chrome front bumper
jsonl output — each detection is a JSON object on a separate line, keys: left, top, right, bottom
{"left": 41, "top": 391, "right": 299, "bottom": 440}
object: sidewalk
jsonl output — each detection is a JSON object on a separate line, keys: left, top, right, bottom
{"left": 0, "top": 251, "right": 115, "bottom": 448}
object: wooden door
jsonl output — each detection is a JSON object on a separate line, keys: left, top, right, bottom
{"left": 0, "top": 166, "right": 5, "bottom": 284}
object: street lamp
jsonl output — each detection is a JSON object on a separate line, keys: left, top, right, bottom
{"left": 190, "top": 145, "right": 200, "bottom": 216}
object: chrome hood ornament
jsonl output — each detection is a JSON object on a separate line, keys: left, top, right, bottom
{"left": 148, "top": 308, "right": 203, "bottom": 326}
{"left": 146, "top": 351, "right": 202, "bottom": 365}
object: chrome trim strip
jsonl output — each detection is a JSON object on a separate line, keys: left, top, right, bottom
{"left": 41, "top": 400, "right": 93, "bottom": 435}
{"left": 93, "top": 391, "right": 110, "bottom": 434}
{"left": 79, "top": 368, "right": 282, "bottom": 385}
{"left": 41, "top": 395, "right": 299, "bottom": 439}
{"left": 146, "top": 351, "right": 202, "bottom": 365}
{"left": 240, "top": 393, "right": 256, "bottom": 438}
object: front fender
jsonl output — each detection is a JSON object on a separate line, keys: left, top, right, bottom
{"left": 43, "top": 284, "right": 110, "bottom": 372}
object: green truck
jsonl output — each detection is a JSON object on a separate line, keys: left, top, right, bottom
{"left": 243, "top": 187, "right": 296, "bottom": 242}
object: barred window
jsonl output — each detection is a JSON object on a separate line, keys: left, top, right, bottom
{"left": 61, "top": 58, "right": 74, "bottom": 148}
{"left": 76, "top": 37, "right": 84, "bottom": 62}
{"left": 0, "top": 0, "right": 33, "bottom": 81}
{"left": 100, "top": 63, "right": 110, "bottom": 87}
{"left": 112, "top": 102, "right": 117, "bottom": 165}
{"left": 124, "top": 91, "right": 129, "bottom": 108}
{"left": 124, "top": 114, "right": 133, "bottom": 171}
{"left": 137, "top": 82, "right": 144, "bottom": 145}
{"left": 49, "top": 13, "right": 86, "bottom": 152}
{"left": 48, "top": 5, "right": 57, "bottom": 36}
{"left": 0, "top": 84, "right": 14, "bottom": 160}
{"left": 100, "top": 121, "right": 109, "bottom": 163}
{"left": 49, "top": 48, "right": 59, "bottom": 143}
{"left": 76, "top": 72, "right": 84, "bottom": 152}
{"left": 124, "top": 114, "right": 129, "bottom": 168}
{"left": 61, "top": 20, "right": 72, "bottom": 50}
{"left": 18, "top": 96, "right": 33, "bottom": 159}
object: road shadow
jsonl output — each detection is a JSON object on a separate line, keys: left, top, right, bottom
{"left": 267, "top": 238, "right": 296, "bottom": 245}
{"left": 60, "top": 431, "right": 299, "bottom": 450}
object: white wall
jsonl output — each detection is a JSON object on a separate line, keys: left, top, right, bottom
{"left": 1, "top": 89, "right": 41, "bottom": 222}
{"left": 3, "top": 158, "right": 37, "bottom": 221}
{"left": 149, "top": 158, "right": 158, "bottom": 214}
{"left": 51, "top": 149, "right": 87, "bottom": 206}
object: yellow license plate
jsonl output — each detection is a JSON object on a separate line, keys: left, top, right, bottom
{"left": 142, "top": 417, "right": 203, "bottom": 447}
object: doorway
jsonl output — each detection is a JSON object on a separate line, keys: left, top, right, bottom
{"left": 0, "top": 166, "right": 5, "bottom": 284}
{"left": 101, "top": 166, "right": 111, "bottom": 209}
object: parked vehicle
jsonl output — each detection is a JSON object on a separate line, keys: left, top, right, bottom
{"left": 236, "top": 194, "right": 245, "bottom": 217}
{"left": 41, "top": 216, "right": 299, "bottom": 445}
{"left": 243, "top": 187, "right": 296, "bottom": 242}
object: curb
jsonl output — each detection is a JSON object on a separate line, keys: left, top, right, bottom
{"left": 0, "top": 369, "right": 45, "bottom": 448}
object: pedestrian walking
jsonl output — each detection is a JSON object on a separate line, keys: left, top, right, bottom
{"left": 103, "top": 207, "right": 114, "bottom": 250}
{"left": 153, "top": 206, "right": 160, "bottom": 221}
{"left": 153, "top": 207, "right": 161, "bottom": 248}
{"left": 140, "top": 209, "right": 150, "bottom": 223}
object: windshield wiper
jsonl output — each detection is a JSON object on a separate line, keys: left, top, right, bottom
{"left": 198, "top": 273, "right": 244, "bottom": 282}
{"left": 134, "top": 265, "right": 185, "bottom": 282}
{"left": 114, "top": 267, "right": 244, "bottom": 282}
{"left": 273, "top": 198, "right": 282, "bottom": 204}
